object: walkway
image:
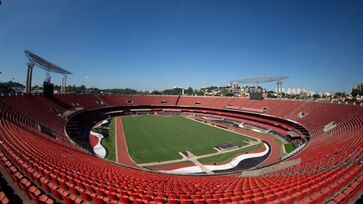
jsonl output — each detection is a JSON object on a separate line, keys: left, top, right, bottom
{"left": 115, "top": 116, "right": 138, "bottom": 167}
{"left": 233, "top": 128, "right": 281, "bottom": 166}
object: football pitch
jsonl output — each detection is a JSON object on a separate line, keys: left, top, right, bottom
{"left": 122, "top": 115, "right": 254, "bottom": 163}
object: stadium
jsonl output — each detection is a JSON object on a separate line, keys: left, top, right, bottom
{"left": 0, "top": 86, "right": 363, "bottom": 204}
{"left": 1, "top": 1, "right": 363, "bottom": 204}
{"left": 0, "top": 50, "right": 361, "bottom": 204}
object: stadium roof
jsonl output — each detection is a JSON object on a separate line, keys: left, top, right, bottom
{"left": 230, "top": 76, "right": 289, "bottom": 84}
{"left": 25, "top": 50, "right": 72, "bottom": 75}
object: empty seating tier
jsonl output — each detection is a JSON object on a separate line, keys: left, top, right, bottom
{"left": 0, "top": 95, "right": 362, "bottom": 203}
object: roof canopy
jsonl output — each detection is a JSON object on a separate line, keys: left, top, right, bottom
{"left": 230, "top": 76, "right": 288, "bottom": 84}
{"left": 25, "top": 50, "right": 72, "bottom": 75}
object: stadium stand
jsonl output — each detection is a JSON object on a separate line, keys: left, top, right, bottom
{"left": 0, "top": 173, "right": 11, "bottom": 204}
{"left": 102, "top": 95, "right": 179, "bottom": 106}
{"left": 0, "top": 95, "right": 362, "bottom": 203}
{"left": 54, "top": 94, "right": 106, "bottom": 109}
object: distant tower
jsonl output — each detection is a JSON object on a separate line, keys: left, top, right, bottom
{"left": 230, "top": 82, "right": 240, "bottom": 92}
{"left": 45, "top": 72, "right": 51, "bottom": 83}
{"left": 25, "top": 62, "right": 34, "bottom": 94}
{"left": 277, "top": 81, "right": 283, "bottom": 98}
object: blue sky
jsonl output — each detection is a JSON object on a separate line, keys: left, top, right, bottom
{"left": 0, "top": 0, "right": 362, "bottom": 92}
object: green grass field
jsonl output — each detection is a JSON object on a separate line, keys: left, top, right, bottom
{"left": 284, "top": 143, "right": 295, "bottom": 153}
{"left": 144, "top": 160, "right": 194, "bottom": 169}
{"left": 123, "top": 115, "right": 252, "bottom": 163}
{"left": 198, "top": 143, "right": 263, "bottom": 165}
{"left": 101, "top": 118, "right": 116, "bottom": 161}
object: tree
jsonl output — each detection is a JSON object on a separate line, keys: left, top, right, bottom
{"left": 313, "top": 94, "right": 320, "bottom": 99}
{"left": 185, "top": 87, "right": 194, "bottom": 95}
{"left": 334, "top": 92, "right": 342, "bottom": 99}
{"left": 151, "top": 90, "right": 161, "bottom": 95}
{"left": 352, "top": 89, "right": 362, "bottom": 98}
{"left": 161, "top": 88, "right": 183, "bottom": 95}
